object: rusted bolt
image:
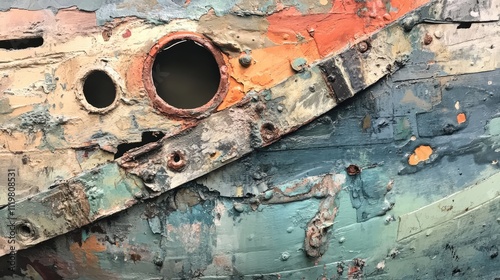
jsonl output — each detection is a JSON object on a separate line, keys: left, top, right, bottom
{"left": 239, "top": 53, "right": 252, "bottom": 67}
{"left": 357, "top": 41, "right": 370, "bottom": 53}
{"left": 327, "top": 75, "right": 336, "bottom": 83}
{"left": 346, "top": 164, "right": 361, "bottom": 176}
{"left": 260, "top": 123, "right": 279, "bottom": 142}
{"left": 423, "top": 33, "right": 433, "bottom": 45}
{"left": 167, "top": 150, "right": 187, "bottom": 171}
{"left": 16, "top": 221, "right": 37, "bottom": 241}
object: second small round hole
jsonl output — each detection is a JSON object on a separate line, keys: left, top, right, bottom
{"left": 83, "top": 70, "right": 117, "bottom": 109}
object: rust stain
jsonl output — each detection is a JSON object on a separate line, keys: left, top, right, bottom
{"left": 423, "top": 33, "right": 433, "bottom": 45}
{"left": 346, "top": 164, "right": 361, "bottom": 176}
{"left": 408, "top": 145, "right": 433, "bottom": 165}
{"left": 130, "top": 253, "right": 142, "bottom": 262}
{"left": 457, "top": 113, "right": 466, "bottom": 124}
{"left": 362, "top": 114, "right": 371, "bottom": 131}
{"left": 266, "top": 0, "right": 430, "bottom": 57}
{"left": 122, "top": 29, "right": 131, "bottom": 38}
{"left": 69, "top": 235, "right": 106, "bottom": 267}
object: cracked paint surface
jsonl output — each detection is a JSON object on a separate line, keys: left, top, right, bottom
{"left": 0, "top": 0, "right": 499, "bottom": 279}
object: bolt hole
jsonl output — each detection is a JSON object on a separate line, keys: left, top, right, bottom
{"left": 16, "top": 222, "right": 35, "bottom": 239}
{"left": 152, "top": 39, "right": 220, "bottom": 109}
{"left": 262, "top": 123, "right": 275, "bottom": 132}
{"left": 260, "top": 123, "right": 279, "bottom": 142}
{"left": 83, "top": 70, "right": 117, "bottom": 108}
{"left": 167, "top": 150, "right": 187, "bottom": 171}
{"left": 173, "top": 153, "right": 181, "bottom": 162}
{"left": 19, "top": 225, "right": 31, "bottom": 236}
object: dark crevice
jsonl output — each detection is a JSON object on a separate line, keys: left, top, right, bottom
{"left": 0, "top": 36, "right": 44, "bottom": 50}
{"left": 114, "top": 131, "right": 165, "bottom": 159}
{"left": 457, "top": 22, "right": 472, "bottom": 29}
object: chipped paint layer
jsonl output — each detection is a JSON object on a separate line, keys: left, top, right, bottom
{"left": 0, "top": 0, "right": 499, "bottom": 279}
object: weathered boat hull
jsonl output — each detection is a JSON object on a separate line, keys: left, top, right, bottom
{"left": 0, "top": 0, "right": 499, "bottom": 279}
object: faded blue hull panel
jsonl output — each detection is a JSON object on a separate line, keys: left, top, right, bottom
{"left": 0, "top": 0, "right": 499, "bottom": 279}
{"left": 1, "top": 69, "right": 499, "bottom": 280}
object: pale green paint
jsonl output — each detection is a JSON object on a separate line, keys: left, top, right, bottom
{"left": 398, "top": 171, "right": 500, "bottom": 240}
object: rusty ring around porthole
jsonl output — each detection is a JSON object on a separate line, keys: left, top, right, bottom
{"left": 143, "top": 32, "right": 229, "bottom": 118}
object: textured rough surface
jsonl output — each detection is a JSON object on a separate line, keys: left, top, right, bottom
{"left": 0, "top": 0, "right": 500, "bottom": 279}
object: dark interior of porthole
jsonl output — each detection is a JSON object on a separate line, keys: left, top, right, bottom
{"left": 152, "top": 39, "right": 221, "bottom": 109}
{"left": 83, "top": 70, "right": 116, "bottom": 109}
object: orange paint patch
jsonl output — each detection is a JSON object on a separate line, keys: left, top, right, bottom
{"left": 408, "top": 145, "right": 433, "bottom": 165}
{"left": 217, "top": 77, "right": 245, "bottom": 110}
{"left": 126, "top": 54, "right": 148, "bottom": 97}
{"left": 228, "top": 41, "right": 320, "bottom": 91}
{"left": 457, "top": 113, "right": 466, "bottom": 124}
{"left": 266, "top": 0, "right": 430, "bottom": 57}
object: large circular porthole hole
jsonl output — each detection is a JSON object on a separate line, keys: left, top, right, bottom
{"left": 83, "top": 70, "right": 117, "bottom": 109}
{"left": 152, "top": 39, "right": 221, "bottom": 109}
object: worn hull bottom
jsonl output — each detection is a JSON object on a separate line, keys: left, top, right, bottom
{"left": 1, "top": 67, "right": 500, "bottom": 279}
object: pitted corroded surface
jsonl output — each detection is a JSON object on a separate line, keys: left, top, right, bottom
{"left": 1, "top": 0, "right": 500, "bottom": 279}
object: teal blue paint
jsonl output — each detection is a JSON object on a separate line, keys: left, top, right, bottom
{"left": 77, "top": 163, "right": 145, "bottom": 217}
{"left": 393, "top": 117, "right": 412, "bottom": 141}
{"left": 298, "top": 69, "right": 312, "bottom": 79}
{"left": 81, "top": 229, "right": 89, "bottom": 242}
{"left": 291, "top": 57, "right": 307, "bottom": 72}
{"left": 276, "top": 177, "right": 319, "bottom": 197}
{"left": 264, "top": 190, "right": 274, "bottom": 200}
{"left": 486, "top": 117, "right": 500, "bottom": 135}
{"left": 216, "top": 199, "right": 320, "bottom": 275}
{"left": 165, "top": 200, "right": 216, "bottom": 227}
{"left": 148, "top": 216, "right": 162, "bottom": 234}
{"left": 262, "top": 89, "right": 272, "bottom": 101}
{"left": 0, "top": 0, "right": 333, "bottom": 25}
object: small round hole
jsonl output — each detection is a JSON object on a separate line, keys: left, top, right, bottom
{"left": 260, "top": 122, "right": 279, "bottom": 143}
{"left": 262, "top": 123, "right": 275, "bottom": 132}
{"left": 152, "top": 39, "right": 220, "bottom": 109}
{"left": 173, "top": 153, "right": 181, "bottom": 162}
{"left": 19, "top": 224, "right": 32, "bottom": 236}
{"left": 167, "top": 150, "right": 187, "bottom": 171}
{"left": 16, "top": 221, "right": 37, "bottom": 241}
{"left": 83, "top": 70, "right": 117, "bottom": 108}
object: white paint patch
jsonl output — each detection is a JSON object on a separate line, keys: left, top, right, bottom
{"left": 333, "top": 173, "right": 346, "bottom": 185}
